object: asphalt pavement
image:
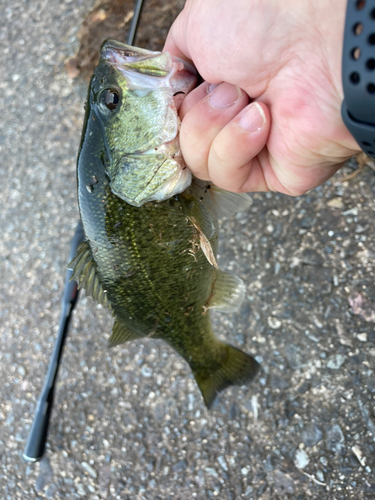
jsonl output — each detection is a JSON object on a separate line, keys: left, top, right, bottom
{"left": 0, "top": 1, "right": 374, "bottom": 499}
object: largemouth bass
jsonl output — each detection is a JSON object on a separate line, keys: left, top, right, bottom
{"left": 70, "top": 40, "right": 259, "bottom": 407}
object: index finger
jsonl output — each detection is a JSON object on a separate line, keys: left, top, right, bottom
{"left": 163, "top": 11, "right": 192, "bottom": 63}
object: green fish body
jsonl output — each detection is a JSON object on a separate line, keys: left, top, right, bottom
{"left": 70, "top": 41, "right": 259, "bottom": 407}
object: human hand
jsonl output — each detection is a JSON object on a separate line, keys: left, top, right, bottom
{"left": 164, "top": 0, "right": 361, "bottom": 196}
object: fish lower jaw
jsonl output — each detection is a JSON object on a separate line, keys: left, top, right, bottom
{"left": 109, "top": 132, "right": 193, "bottom": 207}
{"left": 122, "top": 165, "right": 192, "bottom": 207}
{"left": 145, "top": 164, "right": 192, "bottom": 204}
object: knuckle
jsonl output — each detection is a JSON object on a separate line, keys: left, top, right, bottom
{"left": 209, "top": 146, "right": 228, "bottom": 170}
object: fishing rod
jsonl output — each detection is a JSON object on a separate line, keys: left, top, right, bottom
{"left": 23, "top": 221, "right": 83, "bottom": 462}
{"left": 23, "top": 0, "right": 146, "bottom": 462}
{"left": 126, "top": 0, "right": 145, "bottom": 49}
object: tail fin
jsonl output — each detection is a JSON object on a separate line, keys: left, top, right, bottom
{"left": 192, "top": 344, "right": 260, "bottom": 409}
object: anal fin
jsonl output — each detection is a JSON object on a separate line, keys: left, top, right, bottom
{"left": 68, "top": 241, "right": 110, "bottom": 310}
{"left": 108, "top": 319, "right": 143, "bottom": 347}
{"left": 208, "top": 269, "right": 246, "bottom": 313}
{"left": 193, "top": 343, "right": 260, "bottom": 409}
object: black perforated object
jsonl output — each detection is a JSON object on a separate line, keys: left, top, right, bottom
{"left": 342, "top": 0, "right": 375, "bottom": 157}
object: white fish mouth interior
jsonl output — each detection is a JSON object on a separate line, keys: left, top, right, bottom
{"left": 125, "top": 60, "right": 194, "bottom": 204}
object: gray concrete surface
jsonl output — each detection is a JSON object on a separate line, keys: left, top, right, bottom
{"left": 0, "top": 1, "right": 374, "bottom": 499}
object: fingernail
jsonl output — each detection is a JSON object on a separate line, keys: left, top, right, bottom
{"left": 238, "top": 102, "right": 266, "bottom": 132}
{"left": 208, "top": 82, "right": 242, "bottom": 109}
{"left": 207, "top": 83, "right": 219, "bottom": 93}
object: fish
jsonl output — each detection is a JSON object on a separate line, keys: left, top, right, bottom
{"left": 69, "top": 40, "right": 259, "bottom": 408}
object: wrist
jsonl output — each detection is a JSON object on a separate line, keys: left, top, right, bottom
{"left": 308, "top": 0, "right": 362, "bottom": 153}
{"left": 313, "top": 0, "right": 347, "bottom": 98}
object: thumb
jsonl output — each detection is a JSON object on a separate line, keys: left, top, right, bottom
{"left": 163, "top": 10, "right": 192, "bottom": 62}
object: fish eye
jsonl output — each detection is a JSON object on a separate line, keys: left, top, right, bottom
{"left": 100, "top": 88, "right": 120, "bottom": 111}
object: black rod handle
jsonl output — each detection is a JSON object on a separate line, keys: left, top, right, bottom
{"left": 23, "top": 220, "right": 84, "bottom": 462}
{"left": 22, "top": 379, "right": 55, "bottom": 462}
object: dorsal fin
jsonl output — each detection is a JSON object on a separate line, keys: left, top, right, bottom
{"left": 68, "top": 241, "right": 110, "bottom": 310}
{"left": 207, "top": 269, "right": 246, "bottom": 313}
{"left": 108, "top": 319, "right": 143, "bottom": 347}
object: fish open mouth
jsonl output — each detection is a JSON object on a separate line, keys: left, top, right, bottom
{"left": 101, "top": 40, "right": 197, "bottom": 111}
{"left": 100, "top": 40, "right": 198, "bottom": 207}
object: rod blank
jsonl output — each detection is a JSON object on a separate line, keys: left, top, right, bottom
{"left": 127, "top": 0, "right": 145, "bottom": 46}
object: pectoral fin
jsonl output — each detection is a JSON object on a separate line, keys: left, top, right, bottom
{"left": 209, "top": 185, "right": 252, "bottom": 218}
{"left": 193, "top": 343, "right": 260, "bottom": 409}
{"left": 208, "top": 269, "right": 246, "bottom": 313}
{"left": 108, "top": 319, "right": 143, "bottom": 347}
{"left": 179, "top": 190, "right": 218, "bottom": 267}
{"left": 179, "top": 188, "right": 217, "bottom": 240}
{"left": 68, "top": 241, "right": 110, "bottom": 309}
